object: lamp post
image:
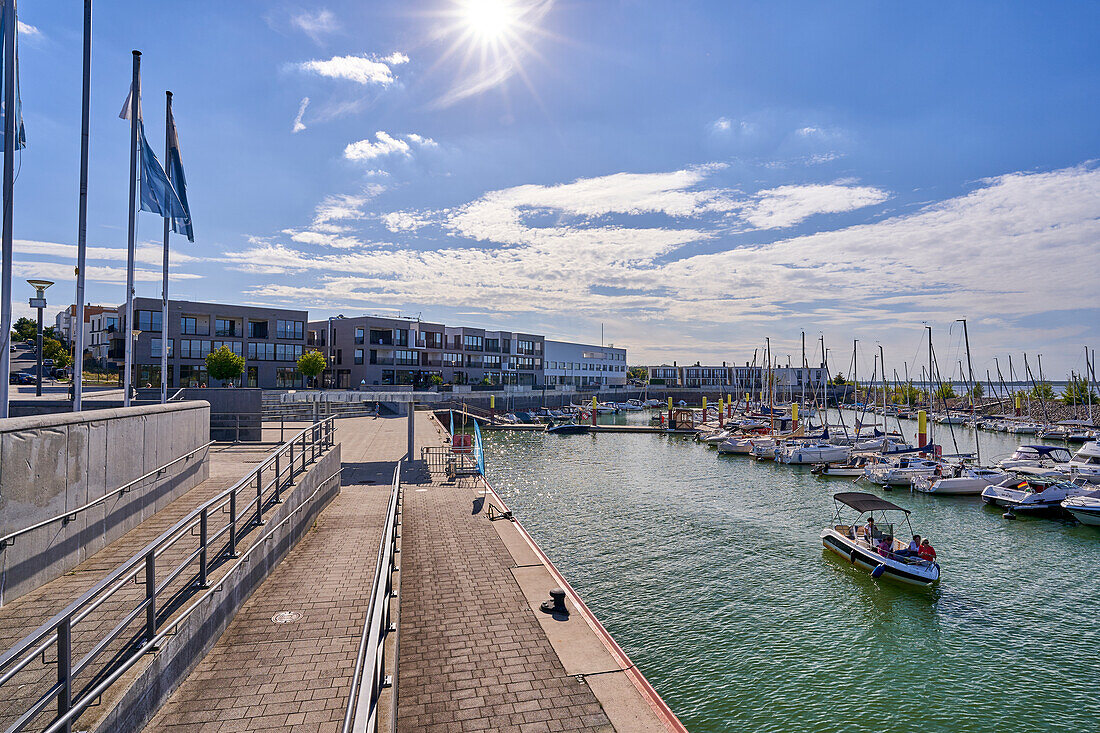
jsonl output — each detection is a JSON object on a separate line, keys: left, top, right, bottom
{"left": 27, "top": 279, "right": 54, "bottom": 397}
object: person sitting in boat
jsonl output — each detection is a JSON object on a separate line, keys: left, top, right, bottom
{"left": 918, "top": 539, "right": 937, "bottom": 562}
{"left": 861, "top": 516, "right": 877, "bottom": 541}
{"left": 876, "top": 537, "right": 893, "bottom": 558}
{"left": 896, "top": 534, "right": 921, "bottom": 558}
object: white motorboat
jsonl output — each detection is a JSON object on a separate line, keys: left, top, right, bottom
{"left": 616, "top": 401, "right": 644, "bottom": 411}
{"left": 1066, "top": 441, "right": 1100, "bottom": 484}
{"left": 700, "top": 429, "right": 732, "bottom": 445}
{"left": 751, "top": 437, "right": 781, "bottom": 460}
{"left": 1062, "top": 490, "right": 1100, "bottom": 525}
{"left": 863, "top": 456, "right": 941, "bottom": 487}
{"left": 935, "top": 414, "right": 968, "bottom": 425}
{"left": 779, "top": 442, "right": 851, "bottom": 465}
{"left": 912, "top": 466, "right": 1008, "bottom": 495}
{"left": 852, "top": 435, "right": 912, "bottom": 453}
{"left": 821, "top": 492, "right": 940, "bottom": 587}
{"left": 812, "top": 454, "right": 871, "bottom": 477}
{"left": 995, "top": 445, "right": 1073, "bottom": 472}
{"left": 981, "top": 476, "right": 1093, "bottom": 515}
{"left": 1006, "top": 422, "right": 1043, "bottom": 435}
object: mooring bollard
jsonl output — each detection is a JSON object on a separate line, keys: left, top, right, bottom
{"left": 540, "top": 588, "right": 568, "bottom": 616}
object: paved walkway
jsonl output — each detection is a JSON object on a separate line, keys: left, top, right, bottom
{"left": 146, "top": 416, "right": 403, "bottom": 733}
{"left": 396, "top": 414, "right": 614, "bottom": 733}
{"left": 0, "top": 441, "right": 297, "bottom": 732}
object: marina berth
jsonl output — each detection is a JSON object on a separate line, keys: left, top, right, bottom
{"left": 821, "top": 492, "right": 941, "bottom": 586}
{"left": 981, "top": 476, "right": 1093, "bottom": 516}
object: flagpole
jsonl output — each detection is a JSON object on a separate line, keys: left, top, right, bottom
{"left": 160, "top": 91, "right": 171, "bottom": 404}
{"left": 72, "top": 0, "right": 92, "bottom": 412}
{"left": 123, "top": 50, "right": 140, "bottom": 408}
{"left": 0, "top": 0, "right": 17, "bottom": 419}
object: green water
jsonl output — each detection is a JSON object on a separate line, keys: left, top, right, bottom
{"left": 482, "top": 412, "right": 1100, "bottom": 733}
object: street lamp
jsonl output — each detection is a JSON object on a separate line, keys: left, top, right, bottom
{"left": 27, "top": 279, "right": 54, "bottom": 397}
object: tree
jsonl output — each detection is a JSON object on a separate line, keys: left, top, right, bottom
{"left": 967, "top": 382, "right": 984, "bottom": 400}
{"left": 1030, "top": 381, "right": 1055, "bottom": 400}
{"left": 627, "top": 366, "right": 648, "bottom": 381}
{"left": 891, "top": 382, "right": 922, "bottom": 405}
{"left": 12, "top": 316, "right": 36, "bottom": 342}
{"left": 296, "top": 350, "right": 326, "bottom": 387}
{"left": 206, "top": 346, "right": 245, "bottom": 386}
{"left": 1061, "top": 375, "right": 1097, "bottom": 405}
{"left": 428, "top": 374, "right": 444, "bottom": 387}
{"left": 934, "top": 382, "right": 957, "bottom": 401}
{"left": 41, "top": 337, "right": 72, "bottom": 368}
{"left": 830, "top": 372, "right": 847, "bottom": 386}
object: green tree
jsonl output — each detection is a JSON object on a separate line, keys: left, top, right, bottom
{"left": 891, "top": 382, "right": 922, "bottom": 404}
{"left": 1030, "top": 381, "right": 1055, "bottom": 400}
{"left": 830, "top": 372, "right": 847, "bottom": 386}
{"left": 296, "top": 350, "right": 327, "bottom": 387}
{"left": 12, "top": 316, "right": 36, "bottom": 342}
{"left": 934, "top": 382, "right": 957, "bottom": 401}
{"left": 1061, "top": 375, "right": 1097, "bottom": 405}
{"left": 428, "top": 373, "right": 444, "bottom": 387}
{"left": 205, "top": 346, "right": 245, "bottom": 386}
{"left": 967, "top": 382, "right": 984, "bottom": 399}
{"left": 627, "top": 366, "right": 648, "bottom": 381}
{"left": 41, "top": 337, "right": 72, "bottom": 368}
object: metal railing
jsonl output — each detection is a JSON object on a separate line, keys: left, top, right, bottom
{"left": 0, "top": 417, "right": 336, "bottom": 733}
{"left": 0, "top": 441, "right": 214, "bottom": 552}
{"left": 343, "top": 462, "right": 402, "bottom": 733}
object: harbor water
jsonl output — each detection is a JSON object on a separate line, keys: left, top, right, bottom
{"left": 482, "top": 411, "right": 1099, "bottom": 733}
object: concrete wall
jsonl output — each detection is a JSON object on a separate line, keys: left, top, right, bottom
{"left": 0, "top": 401, "right": 211, "bottom": 606}
{"left": 96, "top": 445, "right": 342, "bottom": 733}
{"left": 176, "top": 388, "right": 262, "bottom": 441}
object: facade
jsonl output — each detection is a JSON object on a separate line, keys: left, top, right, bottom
{"left": 54, "top": 304, "right": 113, "bottom": 347}
{"left": 88, "top": 308, "right": 122, "bottom": 366}
{"left": 543, "top": 341, "right": 628, "bottom": 389}
{"left": 118, "top": 298, "right": 308, "bottom": 389}
{"left": 306, "top": 316, "right": 546, "bottom": 389}
{"left": 646, "top": 363, "right": 827, "bottom": 393}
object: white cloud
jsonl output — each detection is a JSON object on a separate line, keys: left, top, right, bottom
{"left": 382, "top": 211, "right": 429, "bottom": 232}
{"left": 712, "top": 117, "right": 732, "bottom": 132}
{"left": 737, "top": 183, "right": 889, "bottom": 230}
{"left": 292, "top": 9, "right": 338, "bottom": 43}
{"left": 796, "top": 126, "right": 822, "bottom": 137}
{"left": 292, "top": 97, "right": 309, "bottom": 133}
{"left": 299, "top": 52, "right": 409, "bottom": 85}
{"left": 405, "top": 133, "right": 438, "bottom": 148}
{"left": 17, "top": 21, "right": 39, "bottom": 37}
{"left": 344, "top": 131, "right": 410, "bottom": 161}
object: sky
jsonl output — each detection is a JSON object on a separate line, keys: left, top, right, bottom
{"left": 8, "top": 0, "right": 1100, "bottom": 381}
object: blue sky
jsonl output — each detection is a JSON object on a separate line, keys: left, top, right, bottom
{"left": 10, "top": 1, "right": 1100, "bottom": 379}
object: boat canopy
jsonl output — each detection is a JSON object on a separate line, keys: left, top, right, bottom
{"left": 833, "top": 492, "right": 912, "bottom": 514}
{"left": 1057, "top": 420, "right": 1097, "bottom": 427}
{"left": 1022, "top": 445, "right": 1070, "bottom": 455}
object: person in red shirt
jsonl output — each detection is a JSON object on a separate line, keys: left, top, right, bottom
{"left": 918, "top": 538, "right": 937, "bottom": 561}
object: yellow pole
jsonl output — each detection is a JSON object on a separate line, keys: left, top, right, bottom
{"left": 918, "top": 409, "right": 928, "bottom": 447}
{"left": 591, "top": 396, "right": 597, "bottom": 426}
{"left": 792, "top": 403, "right": 799, "bottom": 429}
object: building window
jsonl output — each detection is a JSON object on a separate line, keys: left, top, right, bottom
{"left": 517, "top": 339, "right": 535, "bottom": 355}
{"left": 354, "top": 349, "right": 364, "bottom": 365}
{"left": 150, "top": 338, "right": 174, "bottom": 358}
{"left": 355, "top": 327, "right": 364, "bottom": 345}
{"left": 248, "top": 320, "right": 269, "bottom": 339}
{"left": 247, "top": 366, "right": 258, "bottom": 387}
{"left": 276, "top": 320, "right": 303, "bottom": 340}
{"left": 369, "top": 329, "right": 392, "bottom": 346}
{"left": 274, "top": 343, "right": 303, "bottom": 361}
{"left": 394, "top": 329, "right": 409, "bottom": 347}
{"left": 463, "top": 335, "right": 483, "bottom": 351}
{"left": 395, "top": 350, "right": 419, "bottom": 366}
{"left": 443, "top": 352, "right": 461, "bottom": 366}
{"left": 484, "top": 355, "right": 501, "bottom": 369}
{"left": 381, "top": 369, "right": 395, "bottom": 385}
{"left": 247, "top": 342, "right": 276, "bottom": 361}
{"left": 484, "top": 338, "right": 500, "bottom": 353}
{"left": 214, "top": 318, "right": 237, "bottom": 337}
{"left": 276, "top": 368, "right": 301, "bottom": 389}
{"left": 137, "top": 365, "right": 167, "bottom": 388}
{"left": 136, "top": 310, "right": 162, "bottom": 332}
{"left": 180, "top": 316, "right": 199, "bottom": 335}
{"left": 179, "top": 339, "right": 210, "bottom": 359}
{"left": 179, "top": 365, "right": 208, "bottom": 387}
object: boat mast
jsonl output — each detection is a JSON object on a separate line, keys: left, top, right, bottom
{"left": 801, "top": 330, "right": 806, "bottom": 427}
{"left": 926, "top": 325, "right": 934, "bottom": 447}
{"left": 879, "top": 344, "right": 888, "bottom": 436}
{"left": 958, "top": 318, "right": 980, "bottom": 463}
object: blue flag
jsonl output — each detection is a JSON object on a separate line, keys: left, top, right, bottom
{"left": 165, "top": 106, "right": 194, "bottom": 241}
{"left": 119, "top": 84, "right": 187, "bottom": 220}
{"left": 0, "top": 2, "right": 27, "bottom": 150}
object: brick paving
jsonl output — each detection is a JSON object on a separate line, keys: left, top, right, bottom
{"left": 0, "top": 441, "right": 309, "bottom": 732}
{"left": 396, "top": 414, "right": 613, "bottom": 733}
{"left": 146, "top": 416, "right": 402, "bottom": 733}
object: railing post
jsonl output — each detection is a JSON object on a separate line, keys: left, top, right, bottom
{"left": 255, "top": 469, "right": 265, "bottom": 526}
{"left": 144, "top": 551, "right": 156, "bottom": 643}
{"left": 229, "top": 489, "right": 239, "bottom": 557}
{"left": 301, "top": 432, "right": 307, "bottom": 471}
{"left": 274, "top": 453, "right": 282, "bottom": 503}
{"left": 57, "top": 617, "right": 72, "bottom": 733}
{"left": 289, "top": 441, "right": 295, "bottom": 480}
{"left": 199, "top": 508, "right": 209, "bottom": 588}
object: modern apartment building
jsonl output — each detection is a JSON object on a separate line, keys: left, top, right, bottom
{"left": 107, "top": 298, "right": 309, "bottom": 388}
{"left": 306, "top": 315, "right": 547, "bottom": 389}
{"left": 647, "top": 363, "right": 827, "bottom": 393}
{"left": 54, "top": 304, "right": 114, "bottom": 347}
{"left": 543, "top": 341, "right": 628, "bottom": 388}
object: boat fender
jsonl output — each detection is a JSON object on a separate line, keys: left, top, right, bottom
{"left": 849, "top": 549, "right": 858, "bottom": 564}
{"left": 871, "top": 564, "right": 886, "bottom": 579}
{"left": 1003, "top": 510, "right": 1016, "bottom": 520}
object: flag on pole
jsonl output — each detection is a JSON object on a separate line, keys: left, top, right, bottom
{"left": 165, "top": 105, "right": 194, "bottom": 241}
{"left": 0, "top": 1, "right": 26, "bottom": 150}
{"left": 119, "top": 83, "right": 186, "bottom": 219}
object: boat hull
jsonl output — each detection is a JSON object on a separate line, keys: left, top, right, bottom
{"left": 821, "top": 530, "right": 939, "bottom": 586}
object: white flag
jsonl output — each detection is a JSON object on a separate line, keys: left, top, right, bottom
{"left": 118, "top": 84, "right": 140, "bottom": 121}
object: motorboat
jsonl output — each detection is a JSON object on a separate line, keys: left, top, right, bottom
{"left": 821, "top": 492, "right": 940, "bottom": 587}
{"left": 1006, "top": 422, "right": 1043, "bottom": 435}
{"left": 717, "top": 437, "right": 758, "bottom": 455}
{"left": 812, "top": 454, "right": 871, "bottom": 477}
{"left": 1067, "top": 441, "right": 1100, "bottom": 484}
{"left": 912, "top": 466, "right": 1008, "bottom": 495}
{"left": 779, "top": 442, "right": 851, "bottom": 465}
{"left": 981, "top": 476, "right": 1092, "bottom": 515}
{"left": 1062, "top": 490, "right": 1100, "bottom": 525}
{"left": 616, "top": 401, "right": 644, "bottom": 411}
{"left": 751, "top": 437, "right": 781, "bottom": 461}
{"left": 863, "top": 456, "right": 941, "bottom": 487}
{"left": 546, "top": 422, "right": 590, "bottom": 435}
{"left": 852, "top": 434, "right": 912, "bottom": 453}
{"left": 935, "top": 413, "right": 968, "bottom": 425}
{"left": 699, "top": 429, "right": 732, "bottom": 445}
{"left": 995, "top": 445, "right": 1073, "bottom": 472}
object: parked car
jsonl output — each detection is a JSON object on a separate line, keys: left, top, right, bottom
{"left": 10, "top": 372, "right": 35, "bottom": 385}
{"left": 42, "top": 358, "right": 54, "bottom": 367}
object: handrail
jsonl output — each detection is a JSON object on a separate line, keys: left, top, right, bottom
{"left": 0, "top": 441, "right": 214, "bottom": 551}
{"left": 0, "top": 416, "right": 337, "bottom": 733}
{"left": 344, "top": 461, "right": 402, "bottom": 733}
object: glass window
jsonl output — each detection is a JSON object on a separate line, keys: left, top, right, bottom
{"left": 354, "top": 349, "right": 364, "bottom": 365}
{"left": 150, "top": 338, "right": 174, "bottom": 358}
{"left": 463, "top": 335, "right": 483, "bottom": 351}
{"left": 276, "top": 368, "right": 301, "bottom": 388}
{"left": 355, "top": 327, "right": 364, "bottom": 345}
{"left": 276, "top": 320, "right": 304, "bottom": 340}
{"left": 211, "top": 340, "right": 243, "bottom": 356}
{"left": 179, "top": 365, "right": 208, "bottom": 387}
{"left": 214, "top": 318, "right": 237, "bottom": 337}
{"left": 180, "top": 316, "right": 198, "bottom": 335}
{"left": 136, "top": 310, "right": 162, "bottom": 332}
{"left": 248, "top": 320, "right": 269, "bottom": 339}
{"left": 247, "top": 366, "right": 258, "bottom": 388}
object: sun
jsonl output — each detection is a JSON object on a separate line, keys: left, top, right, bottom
{"left": 461, "top": 0, "right": 520, "bottom": 42}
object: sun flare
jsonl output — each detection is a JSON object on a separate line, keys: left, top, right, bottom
{"left": 462, "top": 0, "right": 519, "bottom": 42}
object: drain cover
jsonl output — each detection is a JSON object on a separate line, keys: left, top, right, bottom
{"left": 272, "top": 611, "right": 302, "bottom": 624}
